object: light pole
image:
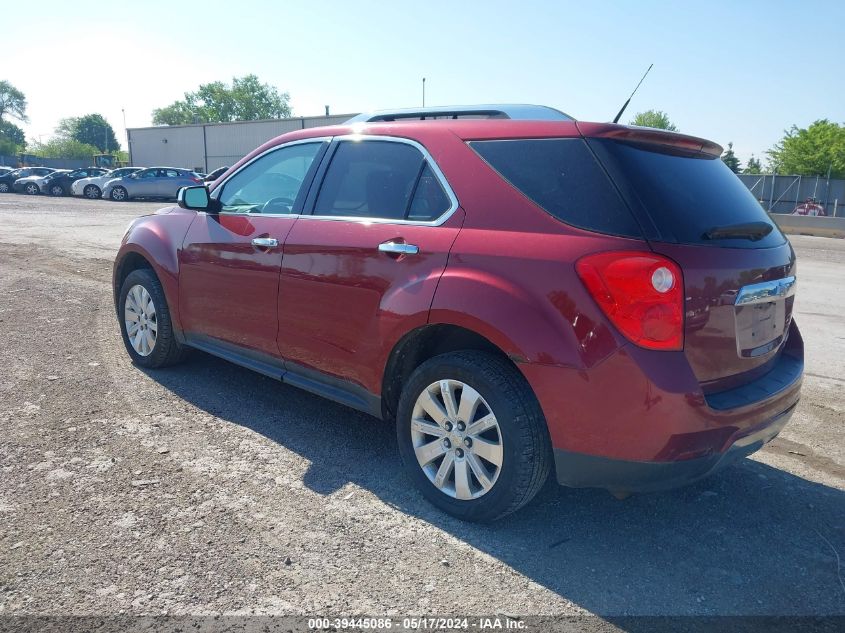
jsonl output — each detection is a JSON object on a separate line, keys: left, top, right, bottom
{"left": 422, "top": 77, "right": 426, "bottom": 107}
{"left": 122, "top": 108, "right": 129, "bottom": 165}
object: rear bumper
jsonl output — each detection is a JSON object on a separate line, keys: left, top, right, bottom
{"left": 553, "top": 402, "right": 796, "bottom": 492}
{"left": 520, "top": 321, "right": 803, "bottom": 492}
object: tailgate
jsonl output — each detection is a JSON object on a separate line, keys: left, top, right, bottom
{"left": 650, "top": 241, "right": 796, "bottom": 389}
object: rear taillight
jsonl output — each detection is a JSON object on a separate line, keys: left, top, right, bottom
{"left": 190, "top": 177, "right": 202, "bottom": 184}
{"left": 575, "top": 251, "right": 684, "bottom": 351}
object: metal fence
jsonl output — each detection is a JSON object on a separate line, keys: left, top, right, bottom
{"left": 738, "top": 173, "right": 844, "bottom": 216}
{"left": 0, "top": 154, "right": 90, "bottom": 169}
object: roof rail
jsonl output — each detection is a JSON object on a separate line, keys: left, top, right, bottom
{"left": 346, "top": 104, "right": 574, "bottom": 123}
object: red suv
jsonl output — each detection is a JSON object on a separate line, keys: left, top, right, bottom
{"left": 114, "top": 106, "right": 802, "bottom": 521}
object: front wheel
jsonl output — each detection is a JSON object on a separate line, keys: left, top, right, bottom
{"left": 83, "top": 184, "right": 101, "bottom": 199}
{"left": 25, "top": 183, "right": 40, "bottom": 195}
{"left": 49, "top": 184, "right": 64, "bottom": 196}
{"left": 118, "top": 268, "right": 187, "bottom": 368}
{"left": 0, "top": 183, "right": 9, "bottom": 193}
{"left": 396, "top": 351, "right": 552, "bottom": 522}
{"left": 110, "top": 186, "right": 128, "bottom": 201}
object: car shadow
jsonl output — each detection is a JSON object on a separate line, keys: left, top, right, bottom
{"left": 143, "top": 351, "right": 845, "bottom": 618}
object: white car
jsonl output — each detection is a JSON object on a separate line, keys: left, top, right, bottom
{"left": 71, "top": 167, "right": 142, "bottom": 199}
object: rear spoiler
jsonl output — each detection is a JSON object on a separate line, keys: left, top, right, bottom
{"left": 577, "top": 122, "right": 723, "bottom": 157}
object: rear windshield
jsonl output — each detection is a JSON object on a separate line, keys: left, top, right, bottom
{"left": 588, "top": 139, "right": 784, "bottom": 248}
{"left": 469, "top": 138, "right": 643, "bottom": 238}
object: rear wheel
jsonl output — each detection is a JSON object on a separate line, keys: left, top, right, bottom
{"left": 49, "top": 184, "right": 64, "bottom": 196}
{"left": 83, "top": 184, "right": 101, "bottom": 199}
{"left": 396, "top": 351, "right": 552, "bottom": 522}
{"left": 118, "top": 268, "right": 187, "bottom": 368}
{"left": 24, "top": 182, "right": 40, "bottom": 195}
{"left": 0, "top": 183, "right": 8, "bottom": 193}
{"left": 110, "top": 186, "right": 128, "bottom": 201}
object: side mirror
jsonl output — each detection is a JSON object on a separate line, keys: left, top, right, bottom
{"left": 178, "top": 185, "right": 219, "bottom": 212}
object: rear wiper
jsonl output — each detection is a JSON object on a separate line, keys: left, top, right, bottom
{"left": 702, "top": 221, "right": 773, "bottom": 242}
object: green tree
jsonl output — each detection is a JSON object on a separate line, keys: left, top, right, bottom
{"left": 0, "top": 119, "right": 26, "bottom": 150}
{"left": 766, "top": 119, "right": 845, "bottom": 178}
{"left": 55, "top": 114, "right": 118, "bottom": 153}
{"left": 721, "top": 142, "right": 742, "bottom": 173}
{"left": 744, "top": 155, "right": 763, "bottom": 174}
{"left": 0, "top": 80, "right": 28, "bottom": 122}
{"left": 629, "top": 109, "right": 678, "bottom": 131}
{"left": 31, "top": 138, "right": 100, "bottom": 160}
{"left": 152, "top": 74, "right": 292, "bottom": 125}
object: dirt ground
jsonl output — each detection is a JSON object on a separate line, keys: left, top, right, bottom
{"left": 0, "top": 195, "right": 842, "bottom": 618}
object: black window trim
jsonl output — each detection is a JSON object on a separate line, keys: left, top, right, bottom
{"left": 301, "top": 135, "right": 459, "bottom": 227}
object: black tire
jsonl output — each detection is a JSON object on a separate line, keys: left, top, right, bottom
{"left": 49, "top": 184, "right": 65, "bottom": 197}
{"left": 25, "top": 183, "right": 40, "bottom": 195}
{"left": 83, "top": 184, "right": 101, "bottom": 199}
{"left": 0, "top": 183, "right": 9, "bottom": 193}
{"left": 396, "top": 351, "right": 552, "bottom": 522}
{"left": 118, "top": 268, "right": 187, "bottom": 368}
{"left": 110, "top": 186, "right": 128, "bottom": 201}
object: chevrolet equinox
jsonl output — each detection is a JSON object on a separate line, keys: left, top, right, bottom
{"left": 113, "top": 106, "right": 802, "bottom": 521}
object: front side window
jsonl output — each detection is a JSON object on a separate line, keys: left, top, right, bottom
{"left": 218, "top": 142, "right": 323, "bottom": 214}
{"left": 136, "top": 169, "right": 158, "bottom": 179}
{"left": 314, "top": 140, "right": 451, "bottom": 222}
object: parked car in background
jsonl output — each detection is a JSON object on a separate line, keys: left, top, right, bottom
{"left": 40, "top": 167, "right": 110, "bottom": 196}
{"left": 204, "top": 166, "right": 229, "bottom": 182}
{"left": 72, "top": 167, "right": 142, "bottom": 199}
{"left": 14, "top": 169, "right": 71, "bottom": 194}
{"left": 113, "top": 108, "right": 802, "bottom": 521}
{"left": 103, "top": 167, "right": 202, "bottom": 201}
{"left": 0, "top": 166, "right": 13, "bottom": 176}
{"left": 0, "top": 167, "right": 54, "bottom": 193}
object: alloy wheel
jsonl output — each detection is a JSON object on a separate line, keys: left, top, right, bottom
{"left": 50, "top": 185, "right": 63, "bottom": 196}
{"left": 25, "top": 183, "right": 39, "bottom": 194}
{"left": 411, "top": 379, "right": 503, "bottom": 500}
{"left": 124, "top": 284, "right": 157, "bottom": 357}
{"left": 111, "top": 187, "right": 127, "bottom": 201}
{"left": 0, "top": 183, "right": 8, "bottom": 193}
{"left": 84, "top": 185, "right": 100, "bottom": 199}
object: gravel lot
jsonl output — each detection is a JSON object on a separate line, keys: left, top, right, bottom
{"left": 0, "top": 195, "right": 842, "bottom": 618}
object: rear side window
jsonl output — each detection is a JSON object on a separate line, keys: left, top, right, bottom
{"left": 314, "top": 140, "right": 452, "bottom": 222}
{"left": 589, "top": 139, "right": 784, "bottom": 248}
{"left": 469, "top": 138, "right": 642, "bottom": 238}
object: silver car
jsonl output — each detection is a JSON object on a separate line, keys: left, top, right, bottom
{"left": 102, "top": 167, "right": 202, "bottom": 201}
{"left": 71, "top": 167, "right": 142, "bottom": 199}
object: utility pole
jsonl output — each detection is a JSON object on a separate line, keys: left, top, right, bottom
{"left": 422, "top": 77, "right": 426, "bottom": 107}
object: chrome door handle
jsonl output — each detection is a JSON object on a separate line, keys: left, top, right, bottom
{"left": 378, "top": 241, "right": 419, "bottom": 255}
{"left": 252, "top": 237, "right": 279, "bottom": 248}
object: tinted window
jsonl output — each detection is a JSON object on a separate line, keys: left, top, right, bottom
{"left": 408, "top": 164, "right": 451, "bottom": 221}
{"left": 314, "top": 141, "right": 425, "bottom": 221}
{"left": 219, "top": 142, "right": 322, "bottom": 214}
{"left": 470, "top": 139, "right": 642, "bottom": 238}
{"left": 136, "top": 169, "right": 157, "bottom": 179}
{"left": 589, "top": 139, "right": 784, "bottom": 248}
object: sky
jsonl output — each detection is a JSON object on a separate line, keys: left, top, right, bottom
{"left": 4, "top": 0, "right": 844, "bottom": 164}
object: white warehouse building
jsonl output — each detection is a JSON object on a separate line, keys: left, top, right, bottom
{"left": 127, "top": 113, "right": 357, "bottom": 173}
